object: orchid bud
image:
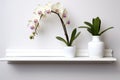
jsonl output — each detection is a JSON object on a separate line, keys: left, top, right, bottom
{"left": 62, "top": 13, "right": 67, "bottom": 18}
{"left": 34, "top": 19, "right": 38, "bottom": 23}
{"left": 38, "top": 11, "right": 42, "bottom": 15}
{"left": 66, "top": 20, "right": 70, "bottom": 25}
{"left": 46, "top": 10, "right": 51, "bottom": 14}
{"left": 30, "top": 26, "right": 35, "bottom": 30}
{"left": 29, "top": 35, "right": 34, "bottom": 39}
{"left": 32, "top": 32, "right": 35, "bottom": 35}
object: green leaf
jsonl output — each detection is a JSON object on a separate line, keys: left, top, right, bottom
{"left": 92, "top": 17, "right": 101, "bottom": 35}
{"left": 85, "top": 21, "right": 95, "bottom": 34}
{"left": 56, "top": 36, "right": 68, "bottom": 46}
{"left": 87, "top": 28, "right": 93, "bottom": 35}
{"left": 75, "top": 32, "right": 81, "bottom": 39}
{"left": 84, "top": 22, "right": 93, "bottom": 28}
{"left": 69, "top": 28, "right": 77, "bottom": 45}
{"left": 79, "top": 26, "right": 93, "bottom": 35}
{"left": 99, "top": 27, "right": 114, "bottom": 35}
{"left": 69, "top": 31, "right": 81, "bottom": 46}
{"left": 78, "top": 26, "right": 90, "bottom": 28}
{"left": 97, "top": 17, "right": 101, "bottom": 32}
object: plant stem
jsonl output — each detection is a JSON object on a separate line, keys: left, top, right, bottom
{"left": 51, "top": 11, "right": 69, "bottom": 44}
{"left": 34, "top": 15, "right": 43, "bottom": 35}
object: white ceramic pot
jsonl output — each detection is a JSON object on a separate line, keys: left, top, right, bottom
{"left": 64, "top": 46, "right": 76, "bottom": 58}
{"left": 88, "top": 36, "right": 105, "bottom": 58}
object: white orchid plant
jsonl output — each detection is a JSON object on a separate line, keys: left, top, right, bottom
{"left": 28, "top": 2, "right": 80, "bottom": 46}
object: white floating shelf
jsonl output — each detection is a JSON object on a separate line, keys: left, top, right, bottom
{"left": 0, "top": 49, "right": 117, "bottom": 63}
{"left": 0, "top": 57, "right": 116, "bottom": 62}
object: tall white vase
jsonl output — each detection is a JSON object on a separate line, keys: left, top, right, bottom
{"left": 88, "top": 36, "right": 105, "bottom": 58}
{"left": 64, "top": 46, "right": 76, "bottom": 58}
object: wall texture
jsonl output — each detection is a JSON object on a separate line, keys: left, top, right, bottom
{"left": 0, "top": 0, "right": 120, "bottom": 80}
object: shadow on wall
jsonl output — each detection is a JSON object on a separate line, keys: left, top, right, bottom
{"left": 5, "top": 61, "right": 120, "bottom": 74}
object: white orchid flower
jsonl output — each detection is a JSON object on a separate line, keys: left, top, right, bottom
{"left": 28, "top": 20, "right": 34, "bottom": 26}
{"left": 43, "top": 5, "right": 51, "bottom": 14}
{"left": 28, "top": 2, "right": 72, "bottom": 40}
{"left": 45, "top": 2, "right": 52, "bottom": 10}
{"left": 34, "top": 5, "right": 45, "bottom": 15}
{"left": 59, "top": 8, "right": 70, "bottom": 26}
{"left": 46, "top": 2, "right": 52, "bottom": 7}
{"left": 62, "top": 8, "right": 68, "bottom": 18}
{"left": 28, "top": 20, "right": 35, "bottom": 30}
{"left": 29, "top": 14, "right": 40, "bottom": 24}
{"left": 51, "top": 2, "right": 64, "bottom": 14}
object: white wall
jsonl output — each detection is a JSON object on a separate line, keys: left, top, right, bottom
{"left": 0, "top": 0, "right": 120, "bottom": 80}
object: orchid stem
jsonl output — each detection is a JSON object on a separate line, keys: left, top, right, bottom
{"left": 51, "top": 11, "right": 69, "bottom": 44}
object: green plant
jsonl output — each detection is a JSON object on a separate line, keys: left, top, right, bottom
{"left": 56, "top": 28, "right": 80, "bottom": 46}
{"left": 79, "top": 17, "right": 113, "bottom": 36}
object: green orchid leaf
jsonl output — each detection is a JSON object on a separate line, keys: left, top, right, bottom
{"left": 75, "top": 32, "right": 81, "bottom": 39}
{"left": 99, "top": 27, "right": 114, "bottom": 35}
{"left": 71, "top": 28, "right": 77, "bottom": 39}
{"left": 70, "top": 31, "right": 81, "bottom": 46}
{"left": 69, "top": 28, "right": 77, "bottom": 45}
{"left": 56, "top": 36, "right": 68, "bottom": 46}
